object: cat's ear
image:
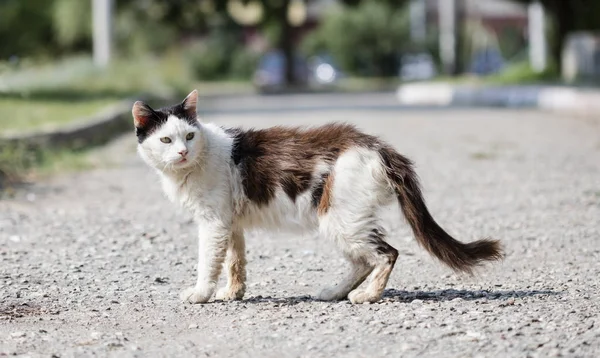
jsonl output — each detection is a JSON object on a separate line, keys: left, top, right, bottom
{"left": 132, "top": 101, "right": 156, "bottom": 128}
{"left": 181, "top": 89, "right": 198, "bottom": 120}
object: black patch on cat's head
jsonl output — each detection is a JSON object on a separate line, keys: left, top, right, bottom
{"left": 132, "top": 90, "right": 199, "bottom": 143}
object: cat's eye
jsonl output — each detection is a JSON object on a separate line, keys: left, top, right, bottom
{"left": 186, "top": 132, "right": 195, "bottom": 141}
{"left": 160, "top": 137, "right": 171, "bottom": 144}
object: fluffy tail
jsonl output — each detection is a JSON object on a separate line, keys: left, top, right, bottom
{"left": 379, "top": 147, "right": 503, "bottom": 274}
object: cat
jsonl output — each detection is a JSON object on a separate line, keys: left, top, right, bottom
{"left": 132, "top": 90, "right": 503, "bottom": 304}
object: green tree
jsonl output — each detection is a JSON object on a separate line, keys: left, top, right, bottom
{"left": 0, "top": 0, "right": 56, "bottom": 58}
{"left": 224, "top": 0, "right": 302, "bottom": 85}
{"left": 229, "top": 0, "right": 409, "bottom": 85}
{"left": 302, "top": 1, "right": 412, "bottom": 77}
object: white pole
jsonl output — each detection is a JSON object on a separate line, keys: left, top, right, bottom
{"left": 528, "top": 1, "right": 547, "bottom": 72}
{"left": 92, "top": 0, "right": 113, "bottom": 68}
{"left": 439, "top": 0, "right": 456, "bottom": 74}
{"left": 410, "top": 0, "right": 427, "bottom": 43}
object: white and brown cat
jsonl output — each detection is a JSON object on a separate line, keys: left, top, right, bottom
{"left": 132, "top": 90, "right": 502, "bottom": 304}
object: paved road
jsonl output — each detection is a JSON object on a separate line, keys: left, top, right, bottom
{"left": 1, "top": 102, "right": 600, "bottom": 357}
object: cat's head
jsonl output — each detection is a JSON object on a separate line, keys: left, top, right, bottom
{"left": 132, "top": 90, "right": 204, "bottom": 172}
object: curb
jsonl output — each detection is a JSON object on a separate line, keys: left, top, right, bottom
{"left": 0, "top": 95, "right": 172, "bottom": 151}
{"left": 396, "top": 83, "right": 600, "bottom": 117}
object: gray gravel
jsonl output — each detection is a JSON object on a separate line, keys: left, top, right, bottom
{"left": 1, "top": 107, "right": 600, "bottom": 357}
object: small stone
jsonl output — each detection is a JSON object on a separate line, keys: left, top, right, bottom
{"left": 411, "top": 299, "right": 424, "bottom": 305}
{"left": 154, "top": 277, "right": 168, "bottom": 284}
{"left": 506, "top": 298, "right": 515, "bottom": 305}
{"left": 188, "top": 323, "right": 198, "bottom": 329}
{"left": 401, "top": 343, "right": 417, "bottom": 351}
{"left": 451, "top": 297, "right": 464, "bottom": 302}
{"left": 465, "top": 331, "right": 484, "bottom": 341}
{"left": 91, "top": 332, "right": 104, "bottom": 340}
{"left": 9, "top": 235, "right": 21, "bottom": 243}
{"left": 11, "top": 332, "right": 26, "bottom": 338}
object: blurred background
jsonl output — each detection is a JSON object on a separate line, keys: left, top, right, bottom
{"left": 1, "top": 0, "right": 600, "bottom": 185}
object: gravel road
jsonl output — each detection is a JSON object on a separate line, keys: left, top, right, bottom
{"left": 1, "top": 106, "right": 600, "bottom": 357}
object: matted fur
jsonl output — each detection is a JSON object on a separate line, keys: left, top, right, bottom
{"left": 133, "top": 90, "right": 503, "bottom": 304}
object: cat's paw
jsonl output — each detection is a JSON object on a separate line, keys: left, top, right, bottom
{"left": 348, "top": 289, "right": 382, "bottom": 304}
{"left": 215, "top": 284, "right": 245, "bottom": 301}
{"left": 317, "top": 287, "right": 348, "bottom": 301}
{"left": 180, "top": 286, "right": 213, "bottom": 304}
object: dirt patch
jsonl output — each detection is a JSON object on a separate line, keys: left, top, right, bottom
{"left": 0, "top": 303, "right": 57, "bottom": 320}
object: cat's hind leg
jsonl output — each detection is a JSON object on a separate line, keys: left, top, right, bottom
{"left": 318, "top": 226, "right": 398, "bottom": 303}
{"left": 215, "top": 230, "right": 247, "bottom": 301}
{"left": 317, "top": 256, "right": 373, "bottom": 301}
{"left": 315, "top": 147, "right": 398, "bottom": 303}
{"left": 346, "top": 228, "right": 398, "bottom": 304}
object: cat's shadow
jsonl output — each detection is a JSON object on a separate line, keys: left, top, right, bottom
{"left": 239, "top": 288, "right": 558, "bottom": 305}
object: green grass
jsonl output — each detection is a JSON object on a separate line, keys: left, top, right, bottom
{"left": 0, "top": 52, "right": 259, "bottom": 135}
{"left": 484, "top": 62, "right": 558, "bottom": 85}
{"left": 0, "top": 143, "right": 96, "bottom": 194}
{"left": 0, "top": 53, "right": 192, "bottom": 185}
{"left": 0, "top": 52, "right": 195, "bottom": 134}
{"left": 0, "top": 98, "right": 115, "bottom": 134}
{"left": 429, "top": 62, "right": 559, "bottom": 87}
{"left": 337, "top": 77, "right": 403, "bottom": 92}
{"left": 0, "top": 52, "right": 257, "bottom": 187}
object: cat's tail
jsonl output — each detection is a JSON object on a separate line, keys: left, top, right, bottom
{"left": 378, "top": 146, "right": 503, "bottom": 274}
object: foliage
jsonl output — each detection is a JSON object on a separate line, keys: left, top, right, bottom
{"left": 0, "top": 0, "right": 212, "bottom": 59}
{"left": 185, "top": 15, "right": 257, "bottom": 81}
{"left": 111, "top": 0, "right": 211, "bottom": 56}
{"left": 186, "top": 40, "right": 232, "bottom": 81}
{"left": 186, "top": 39, "right": 258, "bottom": 81}
{"left": 0, "top": 143, "right": 94, "bottom": 192}
{"left": 484, "top": 61, "right": 557, "bottom": 85}
{"left": 52, "top": 0, "right": 92, "bottom": 50}
{"left": 497, "top": 27, "right": 527, "bottom": 61}
{"left": 0, "top": 97, "right": 115, "bottom": 134}
{"left": 0, "top": 0, "right": 56, "bottom": 59}
{"left": 229, "top": 48, "right": 260, "bottom": 80}
{"left": 0, "top": 143, "right": 32, "bottom": 189}
{"left": 301, "top": 2, "right": 412, "bottom": 77}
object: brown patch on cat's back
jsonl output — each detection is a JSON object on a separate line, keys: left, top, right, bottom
{"left": 228, "top": 128, "right": 279, "bottom": 206}
{"left": 228, "top": 123, "right": 381, "bottom": 207}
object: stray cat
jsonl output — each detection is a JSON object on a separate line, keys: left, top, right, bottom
{"left": 132, "top": 90, "right": 503, "bottom": 304}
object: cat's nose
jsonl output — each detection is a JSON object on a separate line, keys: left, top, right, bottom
{"left": 178, "top": 149, "right": 188, "bottom": 157}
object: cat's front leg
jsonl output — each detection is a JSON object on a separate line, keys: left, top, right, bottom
{"left": 215, "top": 229, "right": 246, "bottom": 301}
{"left": 181, "top": 222, "right": 230, "bottom": 304}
